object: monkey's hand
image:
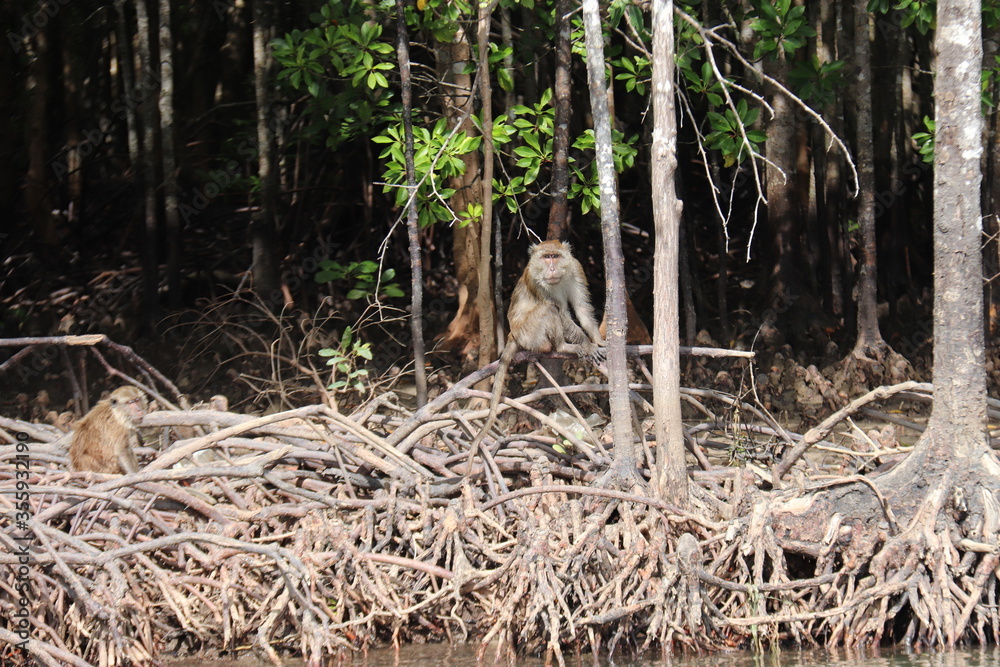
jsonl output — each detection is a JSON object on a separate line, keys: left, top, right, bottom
{"left": 581, "top": 342, "right": 606, "bottom": 365}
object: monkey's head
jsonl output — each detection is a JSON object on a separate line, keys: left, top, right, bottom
{"left": 530, "top": 240, "right": 573, "bottom": 285}
{"left": 108, "top": 386, "right": 146, "bottom": 426}
{"left": 208, "top": 395, "right": 229, "bottom": 412}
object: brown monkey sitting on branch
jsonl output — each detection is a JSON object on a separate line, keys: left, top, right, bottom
{"left": 69, "top": 386, "right": 146, "bottom": 474}
{"left": 468, "top": 240, "right": 605, "bottom": 466}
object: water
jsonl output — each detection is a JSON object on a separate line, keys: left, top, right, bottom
{"left": 164, "top": 644, "right": 1000, "bottom": 667}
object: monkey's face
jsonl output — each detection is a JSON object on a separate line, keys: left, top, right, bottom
{"left": 109, "top": 388, "right": 146, "bottom": 425}
{"left": 538, "top": 250, "right": 567, "bottom": 284}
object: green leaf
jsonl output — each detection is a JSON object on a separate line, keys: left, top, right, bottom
{"left": 382, "top": 285, "right": 405, "bottom": 298}
{"left": 514, "top": 145, "right": 539, "bottom": 159}
{"left": 498, "top": 68, "right": 514, "bottom": 92}
{"left": 524, "top": 163, "right": 540, "bottom": 185}
{"left": 707, "top": 111, "right": 729, "bottom": 132}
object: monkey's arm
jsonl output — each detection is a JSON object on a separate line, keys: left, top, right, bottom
{"left": 559, "top": 295, "right": 604, "bottom": 364}
{"left": 569, "top": 287, "right": 605, "bottom": 346}
{"left": 118, "top": 450, "right": 139, "bottom": 474}
{"left": 118, "top": 434, "right": 140, "bottom": 474}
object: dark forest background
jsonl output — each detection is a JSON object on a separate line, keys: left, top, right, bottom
{"left": 0, "top": 0, "right": 992, "bottom": 410}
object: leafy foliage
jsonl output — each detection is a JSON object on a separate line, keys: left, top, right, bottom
{"left": 487, "top": 88, "right": 638, "bottom": 215}
{"left": 315, "top": 260, "right": 404, "bottom": 300}
{"left": 372, "top": 117, "right": 482, "bottom": 227}
{"left": 570, "top": 130, "right": 640, "bottom": 214}
{"left": 319, "top": 326, "right": 373, "bottom": 393}
{"left": 912, "top": 116, "right": 935, "bottom": 164}
{"left": 866, "top": 0, "right": 934, "bottom": 32}
{"left": 462, "top": 42, "right": 516, "bottom": 92}
{"left": 682, "top": 59, "right": 730, "bottom": 107}
{"left": 705, "top": 100, "right": 767, "bottom": 167}
{"left": 272, "top": 1, "right": 397, "bottom": 149}
{"left": 789, "top": 56, "right": 845, "bottom": 108}
{"left": 986, "top": 0, "right": 1000, "bottom": 29}
{"left": 749, "top": 0, "right": 815, "bottom": 60}
{"left": 981, "top": 56, "right": 1000, "bottom": 110}
{"left": 608, "top": 0, "right": 650, "bottom": 41}
{"left": 614, "top": 55, "right": 651, "bottom": 96}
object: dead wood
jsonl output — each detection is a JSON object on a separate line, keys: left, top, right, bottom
{"left": 2, "top": 357, "right": 999, "bottom": 665}
{"left": 775, "top": 381, "right": 933, "bottom": 482}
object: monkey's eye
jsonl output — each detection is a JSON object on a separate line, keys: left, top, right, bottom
{"left": 112, "top": 398, "right": 143, "bottom": 407}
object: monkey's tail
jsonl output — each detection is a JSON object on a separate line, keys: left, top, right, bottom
{"left": 466, "top": 343, "right": 517, "bottom": 472}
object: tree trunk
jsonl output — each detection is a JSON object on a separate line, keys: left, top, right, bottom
{"left": 923, "top": 0, "right": 988, "bottom": 461}
{"left": 159, "top": 0, "right": 182, "bottom": 309}
{"left": 395, "top": 0, "right": 427, "bottom": 408}
{"left": 115, "top": 0, "right": 143, "bottom": 309}
{"left": 546, "top": 0, "right": 572, "bottom": 243}
{"left": 60, "top": 24, "right": 84, "bottom": 225}
{"left": 650, "top": 0, "right": 686, "bottom": 505}
{"left": 476, "top": 1, "right": 497, "bottom": 380}
{"left": 851, "top": 1, "right": 883, "bottom": 353}
{"left": 436, "top": 27, "right": 485, "bottom": 361}
{"left": 813, "top": 0, "right": 846, "bottom": 319}
{"left": 115, "top": 0, "right": 140, "bottom": 178}
{"left": 582, "top": 0, "right": 639, "bottom": 488}
{"left": 538, "top": 0, "right": 575, "bottom": 391}
{"left": 251, "top": 0, "right": 282, "bottom": 303}
{"left": 134, "top": 0, "right": 161, "bottom": 327}
{"left": 24, "top": 21, "right": 55, "bottom": 246}
{"left": 763, "top": 55, "right": 800, "bottom": 310}
{"left": 881, "top": 0, "right": 992, "bottom": 488}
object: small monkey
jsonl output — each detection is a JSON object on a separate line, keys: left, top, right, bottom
{"left": 469, "top": 240, "right": 605, "bottom": 465}
{"left": 206, "top": 395, "right": 229, "bottom": 412}
{"left": 69, "top": 386, "right": 146, "bottom": 474}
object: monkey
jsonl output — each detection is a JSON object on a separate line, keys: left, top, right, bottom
{"left": 206, "top": 395, "right": 229, "bottom": 412}
{"left": 69, "top": 386, "right": 146, "bottom": 474}
{"left": 468, "top": 240, "right": 605, "bottom": 467}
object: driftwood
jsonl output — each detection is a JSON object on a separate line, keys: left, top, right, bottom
{"left": 1, "top": 348, "right": 998, "bottom": 665}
